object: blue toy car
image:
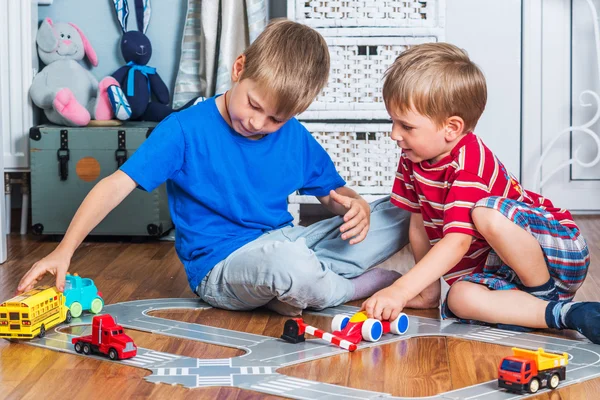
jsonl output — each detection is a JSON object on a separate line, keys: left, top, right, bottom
{"left": 63, "top": 274, "right": 104, "bottom": 318}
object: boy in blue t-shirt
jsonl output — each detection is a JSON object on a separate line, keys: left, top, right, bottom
{"left": 17, "top": 20, "right": 410, "bottom": 315}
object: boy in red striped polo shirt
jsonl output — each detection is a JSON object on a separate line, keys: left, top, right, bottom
{"left": 362, "top": 42, "right": 600, "bottom": 344}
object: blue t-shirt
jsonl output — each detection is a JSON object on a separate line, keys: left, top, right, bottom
{"left": 120, "top": 96, "right": 346, "bottom": 291}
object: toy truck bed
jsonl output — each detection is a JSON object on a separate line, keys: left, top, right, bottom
{"left": 512, "top": 348, "right": 568, "bottom": 370}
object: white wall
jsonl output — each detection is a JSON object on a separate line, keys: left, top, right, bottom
{"left": 446, "top": 0, "right": 522, "bottom": 177}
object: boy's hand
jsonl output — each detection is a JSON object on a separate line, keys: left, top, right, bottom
{"left": 329, "top": 190, "right": 370, "bottom": 244}
{"left": 361, "top": 286, "right": 409, "bottom": 322}
{"left": 17, "top": 249, "right": 71, "bottom": 294}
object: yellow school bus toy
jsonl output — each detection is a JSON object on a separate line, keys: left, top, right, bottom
{"left": 0, "top": 286, "right": 72, "bottom": 339}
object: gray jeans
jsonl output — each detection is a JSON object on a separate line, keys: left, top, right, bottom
{"left": 197, "top": 197, "right": 410, "bottom": 313}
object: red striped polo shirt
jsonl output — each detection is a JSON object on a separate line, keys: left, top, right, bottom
{"left": 391, "top": 132, "right": 577, "bottom": 284}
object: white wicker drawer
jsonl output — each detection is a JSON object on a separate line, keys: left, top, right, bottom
{"left": 305, "top": 123, "right": 399, "bottom": 194}
{"left": 298, "top": 36, "right": 436, "bottom": 120}
{"left": 288, "top": 0, "right": 444, "bottom": 29}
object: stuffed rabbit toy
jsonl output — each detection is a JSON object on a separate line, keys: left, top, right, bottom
{"left": 107, "top": 0, "right": 174, "bottom": 122}
{"left": 29, "top": 18, "right": 121, "bottom": 126}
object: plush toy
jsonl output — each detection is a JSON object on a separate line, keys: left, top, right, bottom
{"left": 107, "top": 0, "right": 174, "bottom": 122}
{"left": 29, "top": 18, "right": 121, "bottom": 127}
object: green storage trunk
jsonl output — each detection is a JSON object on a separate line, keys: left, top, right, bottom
{"left": 29, "top": 122, "right": 172, "bottom": 236}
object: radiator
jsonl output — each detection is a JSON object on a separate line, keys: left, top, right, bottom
{"left": 0, "top": 0, "right": 37, "bottom": 171}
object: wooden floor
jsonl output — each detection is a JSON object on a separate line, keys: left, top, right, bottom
{"left": 2, "top": 216, "right": 600, "bottom": 399}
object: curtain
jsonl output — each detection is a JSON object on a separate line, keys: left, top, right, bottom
{"left": 172, "top": 0, "right": 267, "bottom": 108}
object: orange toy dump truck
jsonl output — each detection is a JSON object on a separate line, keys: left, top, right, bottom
{"left": 498, "top": 347, "right": 568, "bottom": 394}
{"left": 71, "top": 314, "right": 137, "bottom": 360}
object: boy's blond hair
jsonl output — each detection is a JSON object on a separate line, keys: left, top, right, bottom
{"left": 383, "top": 43, "right": 487, "bottom": 132}
{"left": 240, "top": 19, "right": 329, "bottom": 118}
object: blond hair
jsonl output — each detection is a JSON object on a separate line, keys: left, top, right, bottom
{"left": 240, "top": 19, "right": 330, "bottom": 117}
{"left": 383, "top": 42, "right": 487, "bottom": 132}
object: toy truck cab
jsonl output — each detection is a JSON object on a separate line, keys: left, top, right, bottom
{"left": 498, "top": 348, "right": 568, "bottom": 394}
{"left": 63, "top": 274, "right": 104, "bottom": 318}
{"left": 72, "top": 314, "right": 136, "bottom": 360}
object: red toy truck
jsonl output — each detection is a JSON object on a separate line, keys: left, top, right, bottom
{"left": 71, "top": 314, "right": 137, "bottom": 360}
{"left": 498, "top": 347, "right": 568, "bottom": 394}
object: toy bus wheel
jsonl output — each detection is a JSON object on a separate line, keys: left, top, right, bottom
{"left": 528, "top": 378, "right": 540, "bottom": 393}
{"left": 549, "top": 373, "right": 560, "bottom": 389}
{"left": 90, "top": 298, "right": 103, "bottom": 314}
{"left": 38, "top": 324, "right": 46, "bottom": 338}
{"left": 65, "top": 310, "right": 72, "bottom": 324}
{"left": 361, "top": 319, "right": 383, "bottom": 342}
{"left": 74, "top": 342, "right": 83, "bottom": 353}
{"left": 82, "top": 343, "right": 91, "bottom": 355}
{"left": 108, "top": 348, "right": 119, "bottom": 360}
{"left": 390, "top": 313, "right": 409, "bottom": 335}
{"left": 70, "top": 302, "right": 83, "bottom": 318}
{"left": 331, "top": 314, "right": 351, "bottom": 332}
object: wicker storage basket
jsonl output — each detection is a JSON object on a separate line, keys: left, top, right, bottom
{"left": 298, "top": 36, "right": 437, "bottom": 120}
{"left": 288, "top": 0, "right": 444, "bottom": 29}
{"left": 302, "top": 123, "right": 399, "bottom": 196}
{"left": 286, "top": 1, "right": 445, "bottom": 221}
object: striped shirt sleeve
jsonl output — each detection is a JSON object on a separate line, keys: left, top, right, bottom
{"left": 443, "top": 170, "right": 490, "bottom": 237}
{"left": 391, "top": 154, "right": 421, "bottom": 213}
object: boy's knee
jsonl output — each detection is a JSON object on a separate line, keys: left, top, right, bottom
{"left": 471, "top": 205, "right": 506, "bottom": 236}
{"left": 447, "top": 281, "right": 481, "bottom": 319}
{"left": 258, "top": 240, "right": 319, "bottom": 289}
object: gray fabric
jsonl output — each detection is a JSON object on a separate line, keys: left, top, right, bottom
{"left": 172, "top": 0, "right": 203, "bottom": 107}
{"left": 172, "top": 0, "right": 267, "bottom": 108}
{"left": 214, "top": 0, "right": 249, "bottom": 94}
{"left": 36, "top": 18, "right": 58, "bottom": 53}
{"left": 197, "top": 197, "right": 411, "bottom": 314}
{"left": 200, "top": 0, "right": 220, "bottom": 97}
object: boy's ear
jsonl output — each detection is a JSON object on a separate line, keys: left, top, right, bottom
{"left": 444, "top": 116, "right": 465, "bottom": 141}
{"left": 231, "top": 55, "right": 246, "bottom": 83}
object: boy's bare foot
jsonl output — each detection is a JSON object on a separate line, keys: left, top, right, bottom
{"left": 349, "top": 269, "right": 401, "bottom": 301}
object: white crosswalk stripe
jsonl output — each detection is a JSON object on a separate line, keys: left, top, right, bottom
{"left": 156, "top": 367, "right": 192, "bottom": 376}
{"left": 464, "top": 327, "right": 518, "bottom": 342}
{"left": 121, "top": 359, "right": 147, "bottom": 366}
{"left": 134, "top": 355, "right": 165, "bottom": 363}
{"left": 145, "top": 351, "right": 181, "bottom": 360}
{"left": 251, "top": 378, "right": 318, "bottom": 393}
{"left": 251, "top": 383, "right": 287, "bottom": 393}
{"left": 121, "top": 351, "right": 181, "bottom": 367}
{"left": 197, "top": 358, "right": 230, "bottom": 366}
{"left": 239, "top": 366, "right": 274, "bottom": 374}
{"left": 278, "top": 378, "right": 313, "bottom": 387}
{"left": 197, "top": 375, "right": 234, "bottom": 386}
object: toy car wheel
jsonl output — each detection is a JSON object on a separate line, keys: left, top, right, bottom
{"left": 65, "top": 310, "right": 72, "bottom": 324}
{"left": 108, "top": 348, "right": 119, "bottom": 360}
{"left": 70, "top": 302, "right": 83, "bottom": 318}
{"left": 549, "top": 373, "right": 560, "bottom": 389}
{"left": 74, "top": 342, "right": 83, "bottom": 353}
{"left": 90, "top": 298, "right": 103, "bottom": 314}
{"left": 82, "top": 343, "right": 91, "bottom": 355}
{"left": 38, "top": 324, "right": 46, "bottom": 338}
{"left": 331, "top": 314, "right": 351, "bottom": 332}
{"left": 390, "top": 313, "right": 409, "bottom": 335}
{"left": 361, "top": 319, "right": 383, "bottom": 342}
{"left": 528, "top": 378, "right": 540, "bottom": 393}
